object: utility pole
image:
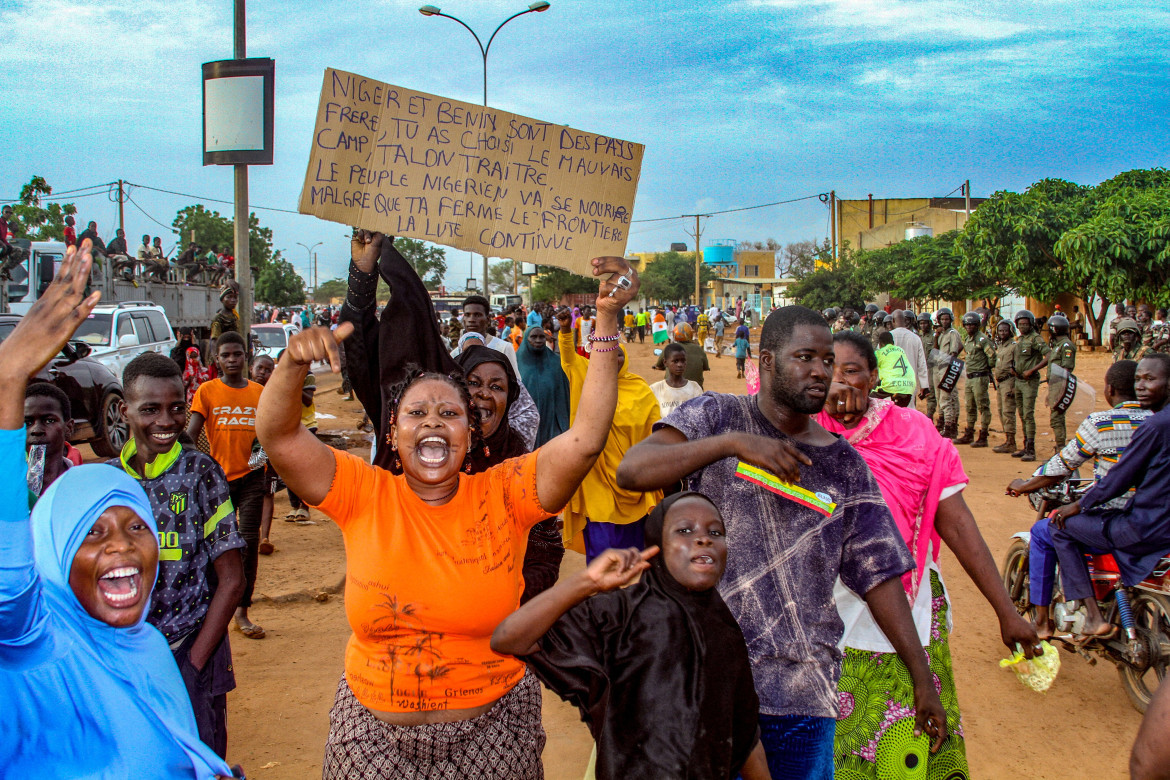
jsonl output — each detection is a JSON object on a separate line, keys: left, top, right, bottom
{"left": 683, "top": 213, "right": 708, "bottom": 307}
{"left": 829, "top": 189, "right": 837, "bottom": 261}
{"left": 116, "top": 180, "right": 125, "bottom": 237}
{"left": 964, "top": 179, "right": 971, "bottom": 220}
{"left": 233, "top": 0, "right": 252, "bottom": 347}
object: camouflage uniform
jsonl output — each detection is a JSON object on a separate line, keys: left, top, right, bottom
{"left": 934, "top": 326, "right": 964, "bottom": 430}
{"left": 1047, "top": 335, "right": 1077, "bottom": 448}
{"left": 993, "top": 335, "right": 1017, "bottom": 452}
{"left": 961, "top": 329, "right": 996, "bottom": 434}
{"left": 1013, "top": 331, "right": 1049, "bottom": 442}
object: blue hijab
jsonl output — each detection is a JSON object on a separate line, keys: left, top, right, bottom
{"left": 0, "top": 453, "right": 231, "bottom": 779}
{"left": 515, "top": 325, "right": 570, "bottom": 447}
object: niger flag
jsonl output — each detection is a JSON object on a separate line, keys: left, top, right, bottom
{"left": 652, "top": 320, "right": 669, "bottom": 344}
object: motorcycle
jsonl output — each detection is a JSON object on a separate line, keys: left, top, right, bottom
{"left": 1001, "top": 478, "right": 1170, "bottom": 712}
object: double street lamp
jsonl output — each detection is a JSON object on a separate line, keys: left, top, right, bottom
{"left": 296, "top": 241, "right": 322, "bottom": 297}
{"left": 419, "top": 2, "right": 551, "bottom": 295}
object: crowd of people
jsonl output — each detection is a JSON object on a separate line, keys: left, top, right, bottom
{"left": 5, "top": 237, "right": 1170, "bottom": 780}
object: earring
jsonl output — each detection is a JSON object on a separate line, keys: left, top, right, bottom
{"left": 482, "top": 443, "right": 490, "bottom": 457}
{"left": 393, "top": 455, "right": 401, "bottom": 470}
{"left": 464, "top": 459, "right": 473, "bottom": 474}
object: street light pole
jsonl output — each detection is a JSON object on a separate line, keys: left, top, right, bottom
{"left": 297, "top": 241, "right": 322, "bottom": 299}
{"left": 420, "top": 1, "right": 551, "bottom": 299}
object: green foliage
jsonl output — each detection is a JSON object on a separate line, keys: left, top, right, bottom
{"left": 9, "top": 176, "right": 78, "bottom": 241}
{"left": 394, "top": 237, "right": 446, "bottom": 290}
{"left": 858, "top": 231, "right": 1008, "bottom": 306}
{"left": 313, "top": 278, "right": 347, "bottom": 303}
{"left": 956, "top": 169, "right": 1170, "bottom": 342}
{"left": 787, "top": 246, "right": 873, "bottom": 311}
{"left": 639, "top": 251, "right": 717, "bottom": 304}
{"left": 531, "top": 265, "right": 598, "bottom": 302}
{"left": 171, "top": 204, "right": 278, "bottom": 267}
{"left": 255, "top": 257, "right": 306, "bottom": 307}
{"left": 487, "top": 259, "right": 517, "bottom": 295}
{"left": 1055, "top": 174, "right": 1170, "bottom": 307}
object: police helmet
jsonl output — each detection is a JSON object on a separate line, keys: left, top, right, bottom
{"left": 917, "top": 312, "right": 932, "bottom": 324}
{"left": 961, "top": 312, "right": 981, "bottom": 326}
{"left": 902, "top": 309, "right": 915, "bottom": 321}
{"left": 823, "top": 307, "right": 838, "bottom": 321}
{"left": 865, "top": 303, "right": 879, "bottom": 314}
{"left": 1014, "top": 309, "right": 1036, "bottom": 324}
{"left": 936, "top": 307, "right": 954, "bottom": 319}
{"left": 1048, "top": 314, "right": 1070, "bottom": 331}
{"left": 883, "top": 314, "right": 894, "bottom": 325}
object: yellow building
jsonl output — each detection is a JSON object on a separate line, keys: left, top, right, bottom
{"left": 837, "top": 196, "right": 984, "bottom": 252}
{"left": 627, "top": 249, "right": 794, "bottom": 312}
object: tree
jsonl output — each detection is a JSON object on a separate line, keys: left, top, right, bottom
{"left": 530, "top": 265, "right": 596, "bottom": 303}
{"left": 787, "top": 245, "right": 873, "bottom": 311}
{"left": 9, "top": 176, "right": 78, "bottom": 241}
{"left": 955, "top": 179, "right": 1108, "bottom": 335}
{"left": 737, "top": 238, "right": 781, "bottom": 251}
{"left": 858, "top": 231, "right": 1008, "bottom": 308}
{"left": 255, "top": 257, "right": 306, "bottom": 307}
{"left": 639, "top": 251, "right": 717, "bottom": 303}
{"left": 394, "top": 237, "right": 446, "bottom": 290}
{"left": 313, "top": 278, "right": 347, "bottom": 303}
{"left": 487, "top": 259, "right": 517, "bottom": 294}
{"left": 1055, "top": 170, "right": 1170, "bottom": 308}
{"left": 777, "top": 240, "right": 820, "bottom": 277}
{"left": 171, "top": 204, "right": 279, "bottom": 267}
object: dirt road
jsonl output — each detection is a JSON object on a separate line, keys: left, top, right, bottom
{"left": 223, "top": 336, "right": 1140, "bottom": 778}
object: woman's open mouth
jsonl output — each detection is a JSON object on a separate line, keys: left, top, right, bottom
{"left": 690, "top": 554, "right": 717, "bottom": 570}
{"left": 416, "top": 436, "right": 451, "bottom": 468}
{"left": 97, "top": 566, "right": 144, "bottom": 608}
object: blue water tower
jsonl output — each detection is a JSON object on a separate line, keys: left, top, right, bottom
{"left": 704, "top": 239, "right": 736, "bottom": 267}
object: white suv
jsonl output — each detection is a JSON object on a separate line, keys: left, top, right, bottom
{"left": 70, "top": 302, "right": 178, "bottom": 381}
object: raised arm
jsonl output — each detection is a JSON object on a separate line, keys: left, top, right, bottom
{"left": 0, "top": 241, "right": 100, "bottom": 641}
{"left": 616, "top": 425, "right": 811, "bottom": 491}
{"left": 256, "top": 324, "right": 353, "bottom": 506}
{"left": 492, "top": 546, "right": 654, "bottom": 656}
{"left": 534, "top": 258, "right": 636, "bottom": 512}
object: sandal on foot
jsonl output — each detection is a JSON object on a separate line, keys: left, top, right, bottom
{"left": 237, "top": 623, "right": 266, "bottom": 640}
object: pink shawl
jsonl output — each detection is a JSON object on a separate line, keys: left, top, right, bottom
{"left": 817, "top": 398, "right": 967, "bottom": 601}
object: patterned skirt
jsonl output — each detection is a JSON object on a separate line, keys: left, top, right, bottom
{"left": 322, "top": 671, "right": 546, "bottom": 780}
{"left": 834, "top": 572, "right": 969, "bottom": 780}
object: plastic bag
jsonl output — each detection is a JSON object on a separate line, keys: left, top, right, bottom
{"left": 745, "top": 359, "right": 760, "bottom": 395}
{"left": 248, "top": 438, "right": 269, "bottom": 471}
{"left": 999, "top": 640, "right": 1060, "bottom": 692}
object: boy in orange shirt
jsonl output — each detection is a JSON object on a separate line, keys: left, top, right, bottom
{"left": 186, "top": 331, "right": 267, "bottom": 639}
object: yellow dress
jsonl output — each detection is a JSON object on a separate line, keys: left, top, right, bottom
{"left": 558, "top": 330, "right": 663, "bottom": 553}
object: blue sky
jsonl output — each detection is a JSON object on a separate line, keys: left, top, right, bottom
{"left": 2, "top": 0, "right": 1167, "bottom": 289}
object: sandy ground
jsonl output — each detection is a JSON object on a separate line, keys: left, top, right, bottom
{"left": 199, "top": 335, "right": 1141, "bottom": 778}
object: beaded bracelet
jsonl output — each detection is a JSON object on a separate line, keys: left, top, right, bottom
{"left": 591, "top": 342, "right": 622, "bottom": 353}
{"left": 587, "top": 332, "right": 620, "bottom": 343}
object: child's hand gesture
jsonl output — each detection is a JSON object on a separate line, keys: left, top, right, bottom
{"left": 585, "top": 546, "right": 659, "bottom": 593}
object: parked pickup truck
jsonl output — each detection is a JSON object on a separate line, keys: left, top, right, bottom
{"left": 1, "top": 239, "right": 220, "bottom": 334}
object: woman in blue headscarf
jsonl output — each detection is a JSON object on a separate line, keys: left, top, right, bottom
{"left": 515, "top": 325, "right": 570, "bottom": 447}
{"left": 0, "top": 241, "right": 234, "bottom": 779}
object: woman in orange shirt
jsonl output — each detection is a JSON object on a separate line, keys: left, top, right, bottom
{"left": 258, "top": 256, "right": 640, "bottom": 779}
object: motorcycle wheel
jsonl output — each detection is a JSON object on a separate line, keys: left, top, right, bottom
{"left": 1001, "top": 538, "right": 1033, "bottom": 618}
{"left": 1118, "top": 591, "right": 1170, "bottom": 714}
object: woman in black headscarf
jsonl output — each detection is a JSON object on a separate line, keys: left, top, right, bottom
{"left": 492, "top": 491, "right": 769, "bottom": 779}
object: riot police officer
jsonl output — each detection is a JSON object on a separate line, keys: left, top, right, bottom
{"left": 956, "top": 311, "right": 996, "bottom": 447}
{"left": 933, "top": 307, "right": 964, "bottom": 440}
{"left": 917, "top": 311, "right": 937, "bottom": 421}
{"left": 992, "top": 319, "right": 1018, "bottom": 453}
{"left": 1012, "top": 309, "right": 1049, "bottom": 462}
{"left": 1046, "top": 314, "right": 1077, "bottom": 451}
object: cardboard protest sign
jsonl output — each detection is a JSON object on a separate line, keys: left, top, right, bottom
{"left": 298, "top": 68, "right": 644, "bottom": 276}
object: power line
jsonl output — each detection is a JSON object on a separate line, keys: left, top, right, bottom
{"left": 0, "top": 182, "right": 116, "bottom": 204}
{"left": 126, "top": 182, "right": 302, "bottom": 215}
{"left": 630, "top": 193, "right": 823, "bottom": 224}
{"left": 125, "top": 193, "right": 175, "bottom": 232}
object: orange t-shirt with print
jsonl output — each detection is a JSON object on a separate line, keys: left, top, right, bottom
{"left": 190, "top": 378, "right": 263, "bottom": 482}
{"left": 313, "top": 448, "right": 555, "bottom": 713}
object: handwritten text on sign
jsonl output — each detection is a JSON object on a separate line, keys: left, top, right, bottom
{"left": 298, "top": 69, "right": 644, "bottom": 275}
